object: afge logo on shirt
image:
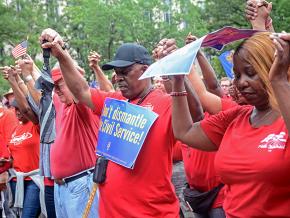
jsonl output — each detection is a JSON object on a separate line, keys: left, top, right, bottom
{"left": 258, "top": 132, "right": 287, "bottom": 152}
{"left": 10, "top": 132, "right": 33, "bottom": 145}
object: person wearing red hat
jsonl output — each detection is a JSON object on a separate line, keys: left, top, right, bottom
{"left": 50, "top": 65, "right": 99, "bottom": 218}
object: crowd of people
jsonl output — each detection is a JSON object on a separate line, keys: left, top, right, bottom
{"left": 0, "top": 0, "right": 289, "bottom": 218}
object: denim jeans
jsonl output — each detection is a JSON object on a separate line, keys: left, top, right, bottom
{"left": 54, "top": 172, "right": 99, "bottom": 218}
{"left": 45, "top": 186, "right": 56, "bottom": 218}
{"left": 10, "top": 180, "right": 41, "bottom": 218}
{"left": 0, "top": 187, "right": 16, "bottom": 218}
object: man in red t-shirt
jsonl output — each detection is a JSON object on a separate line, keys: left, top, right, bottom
{"left": 39, "top": 28, "right": 203, "bottom": 217}
{"left": 49, "top": 67, "right": 99, "bottom": 218}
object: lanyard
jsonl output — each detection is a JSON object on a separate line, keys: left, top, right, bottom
{"left": 128, "top": 86, "right": 154, "bottom": 105}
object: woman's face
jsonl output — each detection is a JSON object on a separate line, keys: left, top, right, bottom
{"left": 15, "top": 108, "right": 28, "bottom": 124}
{"left": 233, "top": 50, "right": 269, "bottom": 109}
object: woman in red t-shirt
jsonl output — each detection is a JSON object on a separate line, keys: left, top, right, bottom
{"left": 171, "top": 32, "right": 290, "bottom": 217}
{"left": 8, "top": 101, "right": 41, "bottom": 218}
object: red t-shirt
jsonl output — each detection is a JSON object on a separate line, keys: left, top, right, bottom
{"left": 8, "top": 121, "right": 40, "bottom": 173}
{"left": 201, "top": 105, "right": 290, "bottom": 217}
{"left": 50, "top": 99, "right": 99, "bottom": 179}
{"left": 173, "top": 141, "right": 183, "bottom": 162}
{"left": 0, "top": 138, "right": 11, "bottom": 173}
{"left": 0, "top": 107, "right": 18, "bottom": 145}
{"left": 221, "top": 98, "right": 238, "bottom": 111}
{"left": 91, "top": 88, "right": 179, "bottom": 218}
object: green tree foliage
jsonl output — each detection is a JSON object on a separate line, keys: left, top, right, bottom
{"left": 0, "top": 0, "right": 290, "bottom": 93}
{"left": 269, "top": 0, "right": 290, "bottom": 32}
{"left": 63, "top": 0, "right": 207, "bottom": 78}
{"left": 202, "top": 0, "right": 290, "bottom": 78}
{"left": 0, "top": 0, "right": 63, "bottom": 95}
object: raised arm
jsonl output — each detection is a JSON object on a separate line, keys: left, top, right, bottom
{"left": 184, "top": 77, "right": 204, "bottom": 122}
{"left": 88, "top": 51, "right": 114, "bottom": 92}
{"left": 187, "top": 66, "right": 222, "bottom": 114}
{"left": 245, "top": 0, "right": 274, "bottom": 31}
{"left": 269, "top": 33, "right": 290, "bottom": 132}
{"left": 40, "top": 28, "right": 95, "bottom": 110}
{"left": 185, "top": 33, "right": 223, "bottom": 97}
{"left": 16, "top": 58, "right": 41, "bottom": 105}
{"left": 171, "top": 75, "right": 216, "bottom": 151}
{"left": 1, "top": 66, "right": 38, "bottom": 124}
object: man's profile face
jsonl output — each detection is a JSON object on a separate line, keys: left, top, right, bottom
{"left": 114, "top": 64, "right": 149, "bottom": 100}
{"left": 54, "top": 79, "right": 74, "bottom": 104}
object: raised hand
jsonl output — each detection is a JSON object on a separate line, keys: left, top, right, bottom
{"left": 269, "top": 33, "right": 290, "bottom": 81}
{"left": 0, "top": 66, "right": 18, "bottom": 83}
{"left": 185, "top": 32, "right": 198, "bottom": 45}
{"left": 40, "top": 28, "right": 65, "bottom": 58}
{"left": 156, "top": 38, "right": 177, "bottom": 59}
{"left": 152, "top": 38, "right": 167, "bottom": 61}
{"left": 15, "top": 56, "right": 33, "bottom": 78}
{"left": 245, "top": 0, "right": 272, "bottom": 30}
{"left": 88, "top": 51, "right": 101, "bottom": 69}
{"left": 0, "top": 66, "right": 10, "bottom": 80}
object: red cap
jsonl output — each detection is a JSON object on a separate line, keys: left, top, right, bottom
{"left": 51, "top": 66, "right": 84, "bottom": 83}
{"left": 51, "top": 68, "right": 62, "bottom": 83}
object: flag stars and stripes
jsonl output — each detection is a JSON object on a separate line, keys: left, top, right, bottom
{"left": 12, "top": 40, "right": 28, "bottom": 59}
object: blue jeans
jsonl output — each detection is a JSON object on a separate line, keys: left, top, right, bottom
{"left": 0, "top": 187, "right": 15, "bottom": 218}
{"left": 45, "top": 186, "right": 56, "bottom": 218}
{"left": 10, "top": 180, "right": 41, "bottom": 218}
{"left": 54, "top": 173, "right": 99, "bottom": 218}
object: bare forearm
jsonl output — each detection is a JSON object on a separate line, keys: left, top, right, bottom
{"left": 187, "top": 67, "right": 222, "bottom": 114}
{"left": 15, "top": 76, "right": 28, "bottom": 96}
{"left": 57, "top": 51, "right": 92, "bottom": 106}
{"left": 172, "top": 80, "right": 195, "bottom": 140}
{"left": 32, "top": 64, "right": 41, "bottom": 81}
{"left": 92, "top": 66, "right": 114, "bottom": 92}
{"left": 197, "top": 52, "right": 223, "bottom": 97}
{"left": 271, "top": 80, "right": 290, "bottom": 132}
{"left": 184, "top": 78, "right": 204, "bottom": 122}
{"left": 25, "top": 80, "right": 41, "bottom": 106}
{"left": 171, "top": 79, "right": 216, "bottom": 151}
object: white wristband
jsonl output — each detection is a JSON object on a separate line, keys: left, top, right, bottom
{"left": 24, "top": 75, "right": 33, "bottom": 82}
{"left": 18, "top": 80, "right": 24, "bottom": 85}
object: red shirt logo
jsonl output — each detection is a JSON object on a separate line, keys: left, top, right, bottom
{"left": 10, "top": 132, "right": 33, "bottom": 145}
{"left": 258, "top": 132, "right": 286, "bottom": 152}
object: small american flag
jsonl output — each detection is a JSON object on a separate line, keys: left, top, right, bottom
{"left": 12, "top": 40, "right": 28, "bottom": 58}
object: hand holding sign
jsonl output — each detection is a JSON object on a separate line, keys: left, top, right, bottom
{"left": 140, "top": 27, "right": 259, "bottom": 80}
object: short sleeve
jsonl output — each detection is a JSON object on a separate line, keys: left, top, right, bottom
{"left": 221, "top": 98, "right": 238, "bottom": 111}
{"left": 90, "top": 88, "right": 123, "bottom": 116}
{"left": 200, "top": 105, "right": 243, "bottom": 147}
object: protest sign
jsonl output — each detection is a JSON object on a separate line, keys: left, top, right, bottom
{"left": 96, "top": 98, "right": 158, "bottom": 169}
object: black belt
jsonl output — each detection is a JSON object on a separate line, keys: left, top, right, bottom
{"left": 55, "top": 169, "right": 94, "bottom": 185}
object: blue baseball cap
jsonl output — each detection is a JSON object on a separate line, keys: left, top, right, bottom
{"left": 102, "top": 43, "right": 152, "bottom": 71}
